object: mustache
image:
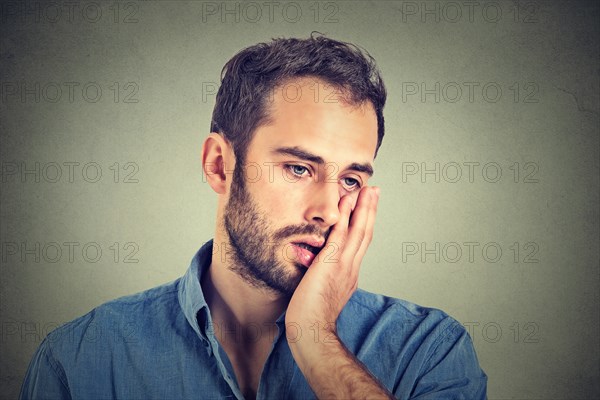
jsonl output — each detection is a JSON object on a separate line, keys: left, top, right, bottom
{"left": 272, "top": 224, "right": 330, "bottom": 243}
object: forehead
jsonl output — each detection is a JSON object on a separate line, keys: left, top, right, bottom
{"left": 249, "top": 77, "right": 378, "bottom": 166}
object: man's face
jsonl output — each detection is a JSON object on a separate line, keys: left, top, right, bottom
{"left": 223, "top": 77, "right": 378, "bottom": 297}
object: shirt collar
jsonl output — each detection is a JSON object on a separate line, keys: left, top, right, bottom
{"left": 178, "top": 239, "right": 214, "bottom": 339}
{"left": 178, "top": 239, "right": 288, "bottom": 341}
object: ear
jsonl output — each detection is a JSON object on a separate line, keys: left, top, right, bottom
{"left": 201, "top": 132, "right": 234, "bottom": 195}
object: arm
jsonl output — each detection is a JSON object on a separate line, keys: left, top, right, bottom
{"left": 20, "top": 338, "right": 72, "bottom": 400}
{"left": 285, "top": 187, "right": 487, "bottom": 399}
{"left": 286, "top": 186, "right": 394, "bottom": 398}
{"left": 407, "top": 320, "right": 487, "bottom": 400}
{"left": 288, "top": 326, "right": 394, "bottom": 399}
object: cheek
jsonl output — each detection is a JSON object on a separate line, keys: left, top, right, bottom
{"left": 253, "top": 176, "right": 304, "bottom": 216}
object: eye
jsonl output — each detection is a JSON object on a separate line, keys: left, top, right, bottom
{"left": 342, "top": 177, "right": 361, "bottom": 191}
{"left": 284, "top": 164, "right": 311, "bottom": 177}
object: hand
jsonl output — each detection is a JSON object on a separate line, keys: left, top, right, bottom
{"left": 285, "top": 185, "right": 380, "bottom": 344}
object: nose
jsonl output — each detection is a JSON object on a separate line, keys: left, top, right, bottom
{"left": 304, "top": 181, "right": 342, "bottom": 228}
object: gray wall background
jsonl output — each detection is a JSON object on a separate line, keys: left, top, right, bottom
{"left": 1, "top": 0, "right": 598, "bottom": 398}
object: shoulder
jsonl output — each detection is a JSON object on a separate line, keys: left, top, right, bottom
{"left": 338, "top": 289, "right": 487, "bottom": 396}
{"left": 44, "top": 278, "right": 182, "bottom": 353}
{"left": 21, "top": 278, "right": 193, "bottom": 398}
{"left": 343, "top": 288, "right": 455, "bottom": 327}
{"left": 340, "top": 288, "right": 468, "bottom": 350}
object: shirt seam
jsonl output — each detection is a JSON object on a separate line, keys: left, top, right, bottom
{"left": 351, "top": 290, "right": 437, "bottom": 320}
{"left": 416, "top": 317, "right": 462, "bottom": 377}
{"left": 42, "top": 339, "right": 72, "bottom": 395}
{"left": 348, "top": 294, "right": 383, "bottom": 318}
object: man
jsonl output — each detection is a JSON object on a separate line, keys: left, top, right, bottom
{"left": 21, "top": 34, "right": 487, "bottom": 399}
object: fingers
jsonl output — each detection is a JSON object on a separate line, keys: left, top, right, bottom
{"left": 322, "top": 187, "right": 377, "bottom": 263}
{"left": 353, "top": 187, "right": 379, "bottom": 271}
{"left": 318, "top": 187, "right": 379, "bottom": 273}
{"left": 346, "top": 187, "right": 378, "bottom": 268}
{"left": 326, "top": 193, "right": 352, "bottom": 250}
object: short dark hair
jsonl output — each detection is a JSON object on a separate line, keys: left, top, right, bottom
{"left": 210, "top": 33, "right": 387, "bottom": 163}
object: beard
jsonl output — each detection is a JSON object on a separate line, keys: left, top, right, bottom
{"left": 223, "top": 159, "right": 328, "bottom": 297}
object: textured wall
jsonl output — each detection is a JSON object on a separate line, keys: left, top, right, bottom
{"left": 1, "top": 0, "right": 598, "bottom": 398}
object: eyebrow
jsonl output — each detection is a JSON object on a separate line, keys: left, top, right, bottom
{"left": 270, "top": 146, "right": 374, "bottom": 177}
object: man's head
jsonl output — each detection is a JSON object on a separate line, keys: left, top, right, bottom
{"left": 210, "top": 33, "right": 387, "bottom": 165}
{"left": 203, "top": 34, "right": 386, "bottom": 297}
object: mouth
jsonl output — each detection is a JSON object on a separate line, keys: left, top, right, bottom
{"left": 290, "top": 238, "right": 326, "bottom": 268}
{"left": 292, "top": 242, "right": 322, "bottom": 255}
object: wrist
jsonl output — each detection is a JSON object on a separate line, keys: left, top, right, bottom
{"left": 286, "top": 319, "right": 338, "bottom": 346}
{"left": 288, "top": 325, "right": 343, "bottom": 368}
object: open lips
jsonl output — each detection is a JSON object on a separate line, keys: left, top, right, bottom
{"left": 289, "top": 238, "right": 326, "bottom": 267}
{"left": 293, "top": 242, "right": 323, "bottom": 255}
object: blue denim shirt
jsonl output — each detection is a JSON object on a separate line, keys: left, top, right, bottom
{"left": 21, "top": 239, "right": 487, "bottom": 399}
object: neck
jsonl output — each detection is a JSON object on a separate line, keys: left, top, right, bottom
{"left": 201, "top": 220, "right": 289, "bottom": 337}
{"left": 202, "top": 258, "right": 289, "bottom": 327}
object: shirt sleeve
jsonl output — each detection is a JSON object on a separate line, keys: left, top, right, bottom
{"left": 403, "top": 319, "right": 488, "bottom": 400}
{"left": 20, "top": 338, "right": 72, "bottom": 400}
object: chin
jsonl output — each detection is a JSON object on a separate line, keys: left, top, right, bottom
{"left": 283, "top": 260, "right": 306, "bottom": 287}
